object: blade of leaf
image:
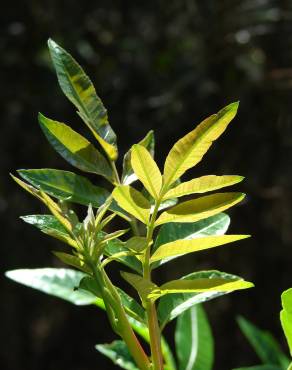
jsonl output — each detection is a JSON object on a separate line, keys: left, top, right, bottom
{"left": 96, "top": 340, "right": 138, "bottom": 370}
{"left": 237, "top": 316, "right": 290, "bottom": 368}
{"left": 18, "top": 169, "right": 110, "bottom": 208}
{"left": 163, "top": 175, "right": 244, "bottom": 200}
{"left": 175, "top": 305, "right": 214, "bottom": 370}
{"left": 233, "top": 366, "right": 283, "bottom": 370}
{"left": 121, "top": 272, "right": 160, "bottom": 302}
{"left": 280, "top": 288, "right": 292, "bottom": 357}
{"left": 48, "top": 39, "right": 118, "bottom": 161}
{"left": 131, "top": 144, "right": 162, "bottom": 199}
{"left": 53, "top": 251, "right": 91, "bottom": 274}
{"left": 163, "top": 102, "right": 239, "bottom": 189}
{"left": 157, "top": 270, "right": 247, "bottom": 329}
{"left": 39, "top": 113, "right": 113, "bottom": 181}
{"left": 112, "top": 185, "right": 151, "bottom": 224}
{"left": 155, "top": 192, "right": 245, "bottom": 226}
{"left": 122, "top": 130, "right": 155, "bottom": 185}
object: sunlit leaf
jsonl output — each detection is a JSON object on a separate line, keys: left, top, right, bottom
{"left": 155, "top": 192, "right": 244, "bottom": 226}
{"left": 122, "top": 130, "right": 155, "bottom": 185}
{"left": 157, "top": 270, "right": 246, "bottom": 329}
{"left": 175, "top": 305, "right": 214, "bottom": 370}
{"left": 163, "top": 175, "right": 244, "bottom": 200}
{"left": 96, "top": 340, "right": 138, "bottom": 370}
{"left": 150, "top": 234, "right": 249, "bottom": 263}
{"left": 131, "top": 144, "right": 162, "bottom": 199}
{"left": 48, "top": 39, "right": 118, "bottom": 161}
{"left": 39, "top": 113, "right": 113, "bottom": 180}
{"left": 280, "top": 288, "right": 292, "bottom": 357}
{"left": 18, "top": 169, "right": 110, "bottom": 208}
{"left": 53, "top": 252, "right": 91, "bottom": 274}
{"left": 5, "top": 268, "right": 101, "bottom": 306}
{"left": 163, "top": 102, "right": 239, "bottom": 188}
{"left": 112, "top": 185, "right": 150, "bottom": 224}
{"left": 237, "top": 316, "right": 290, "bottom": 368}
{"left": 121, "top": 272, "right": 159, "bottom": 302}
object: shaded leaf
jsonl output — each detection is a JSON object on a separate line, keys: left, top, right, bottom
{"left": 163, "top": 102, "right": 239, "bottom": 188}
{"left": 281, "top": 288, "right": 292, "bottom": 357}
{"left": 96, "top": 340, "right": 138, "bottom": 370}
{"left": 48, "top": 39, "right": 117, "bottom": 161}
{"left": 175, "top": 305, "right": 214, "bottom": 370}
{"left": 233, "top": 366, "right": 282, "bottom": 370}
{"left": 125, "top": 237, "right": 148, "bottom": 253}
{"left": 131, "top": 144, "right": 162, "bottom": 199}
{"left": 122, "top": 130, "right": 155, "bottom": 185}
{"left": 163, "top": 175, "right": 244, "bottom": 200}
{"left": 112, "top": 185, "right": 150, "bottom": 224}
{"left": 157, "top": 270, "right": 246, "bottom": 329}
{"left": 121, "top": 272, "right": 159, "bottom": 302}
{"left": 39, "top": 113, "right": 113, "bottom": 180}
{"left": 155, "top": 192, "right": 244, "bottom": 226}
{"left": 18, "top": 169, "right": 110, "bottom": 208}
{"left": 53, "top": 251, "right": 91, "bottom": 274}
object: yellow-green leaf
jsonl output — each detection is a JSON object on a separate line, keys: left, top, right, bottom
{"left": 53, "top": 252, "right": 91, "bottom": 274}
{"left": 48, "top": 39, "right": 118, "bottom": 161}
{"left": 121, "top": 272, "right": 159, "bottom": 302}
{"left": 163, "top": 102, "right": 239, "bottom": 189}
{"left": 163, "top": 175, "right": 244, "bottom": 200}
{"left": 39, "top": 113, "right": 113, "bottom": 181}
{"left": 155, "top": 192, "right": 244, "bottom": 227}
{"left": 125, "top": 237, "right": 148, "bottom": 253}
{"left": 131, "top": 144, "right": 162, "bottom": 199}
{"left": 150, "top": 234, "right": 250, "bottom": 263}
{"left": 112, "top": 185, "right": 151, "bottom": 224}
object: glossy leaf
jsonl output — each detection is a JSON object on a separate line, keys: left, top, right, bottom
{"left": 175, "top": 305, "right": 214, "bottom": 370}
{"left": 157, "top": 270, "right": 247, "bottom": 329}
{"left": 131, "top": 144, "right": 162, "bottom": 199}
{"left": 121, "top": 272, "right": 159, "bottom": 302}
{"left": 112, "top": 185, "right": 151, "bottom": 224}
{"left": 21, "top": 214, "right": 77, "bottom": 247}
{"left": 122, "top": 130, "right": 155, "bottom": 185}
{"left": 96, "top": 340, "right": 138, "bottom": 370}
{"left": 280, "top": 288, "right": 292, "bottom": 356}
{"left": 18, "top": 169, "right": 110, "bottom": 208}
{"left": 163, "top": 102, "right": 239, "bottom": 188}
{"left": 163, "top": 175, "right": 244, "bottom": 200}
{"left": 39, "top": 113, "right": 113, "bottom": 180}
{"left": 48, "top": 39, "right": 117, "bottom": 161}
{"left": 155, "top": 192, "right": 245, "bottom": 226}
{"left": 5, "top": 268, "right": 102, "bottom": 306}
{"left": 151, "top": 234, "right": 249, "bottom": 263}
{"left": 238, "top": 316, "right": 290, "bottom": 368}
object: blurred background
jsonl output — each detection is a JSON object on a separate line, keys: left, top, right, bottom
{"left": 1, "top": 1, "right": 292, "bottom": 369}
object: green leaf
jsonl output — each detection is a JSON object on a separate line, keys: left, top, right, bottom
{"left": 175, "top": 305, "right": 214, "bottom": 370}
{"left": 122, "top": 130, "right": 155, "bottom": 185}
{"left": 121, "top": 272, "right": 159, "bottom": 302}
{"left": 53, "top": 251, "right": 91, "bottom": 274}
{"left": 39, "top": 113, "right": 113, "bottom": 180}
{"left": 233, "top": 366, "right": 282, "bottom": 370}
{"left": 48, "top": 39, "right": 117, "bottom": 161}
{"left": 112, "top": 185, "right": 151, "bottom": 224}
{"left": 18, "top": 169, "right": 110, "bottom": 208}
{"left": 5, "top": 268, "right": 102, "bottom": 306}
{"left": 150, "top": 234, "right": 249, "bottom": 264}
{"left": 131, "top": 144, "right": 162, "bottom": 199}
{"left": 163, "top": 102, "right": 239, "bottom": 188}
{"left": 155, "top": 192, "right": 245, "bottom": 226}
{"left": 21, "top": 214, "right": 77, "bottom": 247}
{"left": 280, "top": 288, "right": 292, "bottom": 357}
{"left": 125, "top": 237, "right": 148, "bottom": 253}
{"left": 157, "top": 270, "right": 246, "bottom": 329}
{"left": 238, "top": 316, "right": 290, "bottom": 368}
{"left": 96, "top": 340, "right": 138, "bottom": 370}
{"left": 163, "top": 175, "right": 244, "bottom": 200}
{"left": 79, "top": 276, "right": 146, "bottom": 324}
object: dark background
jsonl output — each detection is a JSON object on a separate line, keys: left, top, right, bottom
{"left": 1, "top": 1, "right": 292, "bottom": 369}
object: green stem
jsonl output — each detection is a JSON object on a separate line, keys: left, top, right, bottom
{"left": 144, "top": 200, "right": 164, "bottom": 370}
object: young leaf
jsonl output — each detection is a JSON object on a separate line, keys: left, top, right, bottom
{"left": 163, "top": 102, "right": 239, "bottom": 189}
{"left": 5, "top": 268, "right": 101, "bottom": 306}
{"left": 237, "top": 316, "right": 290, "bottom": 368}
{"left": 150, "top": 234, "right": 249, "bottom": 264}
{"left": 112, "top": 185, "right": 151, "bottom": 224}
{"left": 157, "top": 270, "right": 246, "bottom": 329}
{"left": 39, "top": 113, "right": 113, "bottom": 181}
{"left": 121, "top": 272, "right": 160, "bottom": 302}
{"left": 48, "top": 39, "right": 118, "bottom": 161}
{"left": 18, "top": 169, "right": 110, "bottom": 208}
{"left": 155, "top": 192, "right": 245, "bottom": 226}
{"left": 53, "top": 252, "right": 91, "bottom": 274}
{"left": 163, "top": 175, "right": 244, "bottom": 200}
{"left": 125, "top": 237, "right": 148, "bottom": 253}
{"left": 131, "top": 144, "right": 162, "bottom": 199}
{"left": 96, "top": 340, "right": 138, "bottom": 370}
{"left": 280, "top": 288, "right": 292, "bottom": 357}
{"left": 175, "top": 305, "right": 214, "bottom": 370}
{"left": 122, "top": 130, "right": 155, "bottom": 185}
